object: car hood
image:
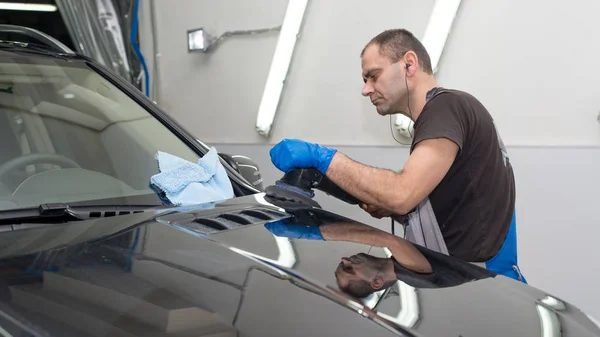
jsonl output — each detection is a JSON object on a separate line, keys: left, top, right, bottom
{"left": 0, "top": 193, "right": 597, "bottom": 337}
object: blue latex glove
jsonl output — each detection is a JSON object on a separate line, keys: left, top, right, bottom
{"left": 264, "top": 220, "right": 324, "bottom": 240}
{"left": 269, "top": 138, "right": 337, "bottom": 174}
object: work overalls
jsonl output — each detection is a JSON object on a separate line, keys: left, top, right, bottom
{"left": 401, "top": 197, "right": 527, "bottom": 284}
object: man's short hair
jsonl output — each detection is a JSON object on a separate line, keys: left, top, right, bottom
{"left": 339, "top": 278, "right": 397, "bottom": 299}
{"left": 361, "top": 29, "right": 433, "bottom": 74}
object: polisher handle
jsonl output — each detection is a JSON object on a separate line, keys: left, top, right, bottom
{"left": 280, "top": 168, "right": 362, "bottom": 205}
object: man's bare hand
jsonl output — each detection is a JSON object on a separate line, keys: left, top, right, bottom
{"left": 360, "top": 203, "right": 394, "bottom": 219}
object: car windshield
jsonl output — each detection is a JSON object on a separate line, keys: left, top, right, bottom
{"left": 0, "top": 53, "right": 204, "bottom": 211}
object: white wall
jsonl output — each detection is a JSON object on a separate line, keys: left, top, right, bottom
{"left": 435, "top": 0, "right": 600, "bottom": 146}
{"left": 139, "top": 0, "right": 600, "bottom": 320}
{"left": 140, "top": 0, "right": 433, "bottom": 145}
{"left": 141, "top": 0, "right": 600, "bottom": 147}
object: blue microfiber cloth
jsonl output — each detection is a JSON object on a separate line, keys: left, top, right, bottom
{"left": 150, "top": 147, "right": 234, "bottom": 206}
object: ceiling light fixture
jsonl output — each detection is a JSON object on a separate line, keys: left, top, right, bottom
{"left": 255, "top": 0, "right": 309, "bottom": 137}
{"left": 421, "top": 0, "right": 462, "bottom": 74}
{"left": 395, "top": 0, "right": 462, "bottom": 136}
{"left": 0, "top": 3, "right": 57, "bottom": 12}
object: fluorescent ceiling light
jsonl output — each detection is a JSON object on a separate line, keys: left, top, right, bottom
{"left": 536, "top": 304, "right": 562, "bottom": 337}
{"left": 394, "top": 0, "right": 461, "bottom": 135}
{"left": 255, "top": 0, "right": 309, "bottom": 137}
{"left": 229, "top": 235, "right": 297, "bottom": 269}
{"left": 421, "top": 0, "right": 462, "bottom": 74}
{"left": 540, "top": 296, "right": 566, "bottom": 310}
{"left": 0, "top": 3, "right": 57, "bottom": 12}
{"left": 377, "top": 248, "right": 419, "bottom": 327}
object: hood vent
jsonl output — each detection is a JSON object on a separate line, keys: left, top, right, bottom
{"left": 186, "top": 208, "right": 287, "bottom": 234}
{"left": 89, "top": 210, "right": 145, "bottom": 218}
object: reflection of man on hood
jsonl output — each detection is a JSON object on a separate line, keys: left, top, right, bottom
{"left": 266, "top": 219, "right": 496, "bottom": 298}
{"left": 335, "top": 253, "right": 401, "bottom": 298}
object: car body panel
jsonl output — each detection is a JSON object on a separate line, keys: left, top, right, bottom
{"left": 0, "top": 194, "right": 597, "bottom": 337}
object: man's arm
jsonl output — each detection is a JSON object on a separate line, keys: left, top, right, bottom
{"left": 319, "top": 222, "right": 432, "bottom": 274}
{"left": 326, "top": 138, "right": 459, "bottom": 215}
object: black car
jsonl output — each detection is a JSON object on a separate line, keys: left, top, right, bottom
{"left": 0, "top": 25, "right": 597, "bottom": 337}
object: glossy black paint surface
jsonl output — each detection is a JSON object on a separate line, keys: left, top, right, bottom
{"left": 0, "top": 193, "right": 597, "bottom": 337}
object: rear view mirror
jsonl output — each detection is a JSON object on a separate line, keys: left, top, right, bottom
{"left": 219, "top": 153, "right": 264, "bottom": 191}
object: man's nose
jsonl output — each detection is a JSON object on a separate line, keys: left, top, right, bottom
{"left": 362, "top": 82, "right": 373, "bottom": 97}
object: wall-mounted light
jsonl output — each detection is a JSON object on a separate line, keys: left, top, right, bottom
{"left": 187, "top": 25, "right": 281, "bottom": 53}
{"left": 186, "top": 2, "right": 308, "bottom": 137}
{"left": 255, "top": 0, "right": 310, "bottom": 137}
{"left": 187, "top": 28, "right": 209, "bottom": 52}
{"left": 0, "top": 3, "right": 57, "bottom": 12}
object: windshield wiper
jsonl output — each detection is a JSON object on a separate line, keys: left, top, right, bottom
{"left": 0, "top": 203, "right": 165, "bottom": 225}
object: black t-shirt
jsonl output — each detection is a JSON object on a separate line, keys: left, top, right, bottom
{"left": 409, "top": 87, "right": 515, "bottom": 262}
{"left": 392, "top": 244, "right": 497, "bottom": 288}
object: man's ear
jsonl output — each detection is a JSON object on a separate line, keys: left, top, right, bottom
{"left": 370, "top": 275, "right": 385, "bottom": 290}
{"left": 403, "top": 51, "right": 418, "bottom": 75}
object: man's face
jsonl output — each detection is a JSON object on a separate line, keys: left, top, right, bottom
{"left": 361, "top": 44, "right": 407, "bottom": 116}
{"left": 335, "top": 253, "right": 383, "bottom": 289}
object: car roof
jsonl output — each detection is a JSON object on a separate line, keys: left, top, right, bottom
{"left": 0, "top": 24, "right": 75, "bottom": 55}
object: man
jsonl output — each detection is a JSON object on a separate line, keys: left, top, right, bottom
{"left": 265, "top": 219, "right": 497, "bottom": 298}
{"left": 269, "top": 28, "right": 526, "bottom": 283}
